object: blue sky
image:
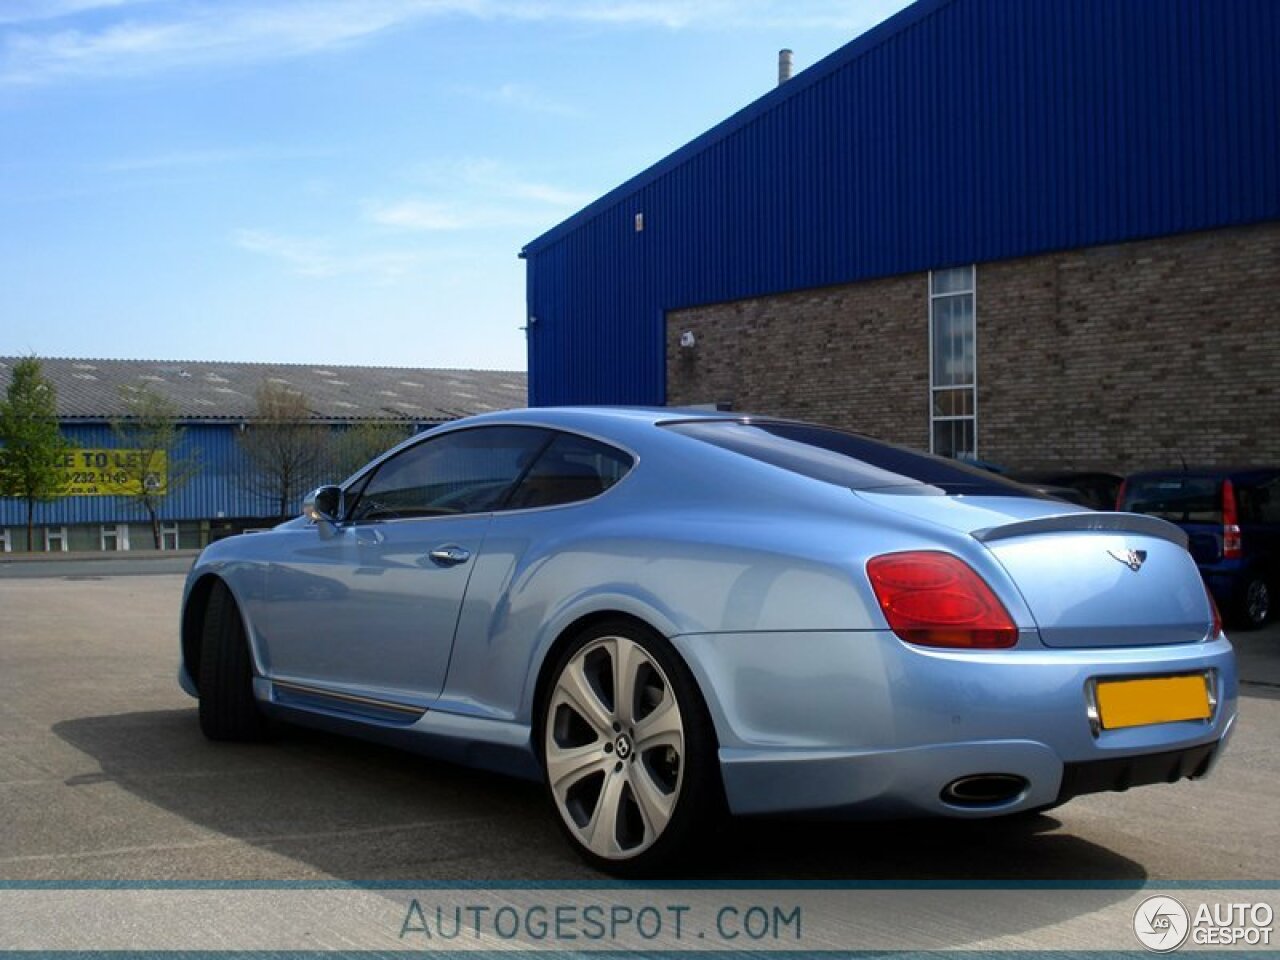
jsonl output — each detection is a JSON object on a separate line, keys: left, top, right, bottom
{"left": 1, "top": 0, "right": 912, "bottom": 372}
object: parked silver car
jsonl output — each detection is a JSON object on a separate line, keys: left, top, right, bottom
{"left": 180, "top": 408, "right": 1237, "bottom": 874}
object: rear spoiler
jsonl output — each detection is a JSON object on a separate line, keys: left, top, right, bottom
{"left": 971, "top": 512, "right": 1189, "bottom": 549}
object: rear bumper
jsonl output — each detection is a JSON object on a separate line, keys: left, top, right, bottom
{"left": 1057, "top": 739, "right": 1220, "bottom": 804}
{"left": 672, "top": 629, "right": 1237, "bottom": 817}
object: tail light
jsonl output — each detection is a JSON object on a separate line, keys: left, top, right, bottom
{"left": 1115, "top": 478, "right": 1129, "bottom": 511}
{"left": 866, "top": 551, "right": 1017, "bottom": 649}
{"left": 1222, "top": 479, "right": 1243, "bottom": 559}
{"left": 1205, "top": 583, "right": 1224, "bottom": 640}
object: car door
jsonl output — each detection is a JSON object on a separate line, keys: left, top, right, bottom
{"left": 439, "top": 430, "right": 639, "bottom": 718}
{"left": 258, "top": 425, "right": 553, "bottom": 710}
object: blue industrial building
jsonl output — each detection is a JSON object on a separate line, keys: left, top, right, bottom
{"left": 0, "top": 358, "right": 526, "bottom": 553}
{"left": 522, "top": 0, "right": 1279, "bottom": 471}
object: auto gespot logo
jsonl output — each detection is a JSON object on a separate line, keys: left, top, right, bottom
{"left": 1133, "top": 895, "right": 1275, "bottom": 951}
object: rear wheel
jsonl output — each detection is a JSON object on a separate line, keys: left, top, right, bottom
{"left": 1233, "top": 576, "right": 1271, "bottom": 630}
{"left": 539, "top": 621, "right": 718, "bottom": 876}
{"left": 198, "top": 580, "right": 267, "bottom": 741}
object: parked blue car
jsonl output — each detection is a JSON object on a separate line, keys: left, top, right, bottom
{"left": 1119, "top": 467, "right": 1280, "bottom": 629}
{"left": 180, "top": 408, "right": 1237, "bottom": 874}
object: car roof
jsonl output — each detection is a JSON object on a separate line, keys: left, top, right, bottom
{"left": 448, "top": 406, "right": 862, "bottom": 443}
{"left": 456, "top": 406, "right": 734, "bottom": 427}
{"left": 1126, "top": 466, "right": 1280, "bottom": 481}
{"left": 1012, "top": 470, "right": 1123, "bottom": 481}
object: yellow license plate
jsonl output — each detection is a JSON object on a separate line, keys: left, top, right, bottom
{"left": 1095, "top": 675, "right": 1211, "bottom": 730}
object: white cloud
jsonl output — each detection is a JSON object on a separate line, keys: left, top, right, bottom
{"left": 367, "top": 158, "right": 596, "bottom": 232}
{"left": 233, "top": 229, "right": 336, "bottom": 276}
{"left": 502, "top": 178, "right": 592, "bottom": 208}
{"left": 368, "top": 200, "right": 471, "bottom": 231}
{"left": 233, "top": 228, "right": 432, "bottom": 279}
{"left": 472, "top": 81, "right": 578, "bottom": 117}
{"left": 236, "top": 157, "right": 588, "bottom": 284}
{"left": 1, "top": 1, "right": 471, "bottom": 84}
{"left": 1, "top": 0, "right": 912, "bottom": 86}
{"left": 450, "top": 157, "right": 595, "bottom": 207}
{"left": 365, "top": 197, "right": 573, "bottom": 232}
{"left": 0, "top": 0, "right": 158, "bottom": 27}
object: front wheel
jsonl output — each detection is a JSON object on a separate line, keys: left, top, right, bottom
{"left": 198, "top": 579, "right": 267, "bottom": 741}
{"left": 539, "top": 621, "right": 719, "bottom": 876}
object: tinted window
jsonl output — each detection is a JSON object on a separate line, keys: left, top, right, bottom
{"left": 348, "top": 426, "right": 550, "bottom": 522}
{"left": 664, "top": 420, "right": 1037, "bottom": 496}
{"left": 1244, "top": 478, "right": 1280, "bottom": 527}
{"left": 506, "top": 432, "right": 634, "bottom": 510}
{"left": 1238, "top": 476, "right": 1280, "bottom": 525}
{"left": 1121, "top": 476, "right": 1221, "bottom": 523}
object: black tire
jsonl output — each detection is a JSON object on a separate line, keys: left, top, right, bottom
{"left": 198, "top": 580, "right": 267, "bottom": 741}
{"left": 538, "top": 619, "right": 720, "bottom": 877}
{"left": 1232, "top": 576, "right": 1272, "bottom": 631}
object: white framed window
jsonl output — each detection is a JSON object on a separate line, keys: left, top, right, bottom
{"left": 0, "top": 528, "right": 9, "bottom": 553}
{"left": 44, "top": 526, "right": 68, "bottom": 552}
{"left": 161, "top": 522, "right": 180, "bottom": 551}
{"left": 929, "top": 265, "right": 977, "bottom": 460}
{"left": 100, "top": 524, "right": 130, "bottom": 551}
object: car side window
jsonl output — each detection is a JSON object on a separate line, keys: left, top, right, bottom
{"left": 1242, "top": 476, "right": 1280, "bottom": 525}
{"left": 347, "top": 426, "right": 552, "bottom": 523}
{"left": 505, "top": 432, "right": 634, "bottom": 510}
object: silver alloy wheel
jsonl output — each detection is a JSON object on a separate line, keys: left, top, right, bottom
{"left": 1246, "top": 579, "right": 1270, "bottom": 625}
{"left": 544, "top": 634, "right": 685, "bottom": 860}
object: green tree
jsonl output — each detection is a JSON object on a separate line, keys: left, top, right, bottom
{"left": 332, "top": 420, "right": 413, "bottom": 479}
{"left": 0, "top": 357, "right": 73, "bottom": 551}
{"left": 111, "top": 385, "right": 201, "bottom": 549}
{"left": 236, "top": 381, "right": 328, "bottom": 519}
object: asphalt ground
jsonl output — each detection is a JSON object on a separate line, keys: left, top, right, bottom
{"left": 0, "top": 558, "right": 1277, "bottom": 882}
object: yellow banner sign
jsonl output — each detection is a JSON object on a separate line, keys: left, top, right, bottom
{"left": 57, "top": 449, "right": 169, "bottom": 497}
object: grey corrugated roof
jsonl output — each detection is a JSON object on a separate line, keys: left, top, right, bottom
{"left": 0, "top": 357, "right": 527, "bottom": 423}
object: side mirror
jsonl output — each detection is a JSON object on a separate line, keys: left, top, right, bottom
{"left": 303, "top": 485, "right": 343, "bottom": 539}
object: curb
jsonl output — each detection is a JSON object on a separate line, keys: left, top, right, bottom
{"left": 0, "top": 549, "right": 202, "bottom": 565}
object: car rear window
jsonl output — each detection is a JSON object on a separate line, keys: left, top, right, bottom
{"left": 1120, "top": 477, "right": 1222, "bottom": 523}
{"left": 505, "top": 432, "right": 634, "bottom": 510}
{"left": 663, "top": 420, "right": 1040, "bottom": 496}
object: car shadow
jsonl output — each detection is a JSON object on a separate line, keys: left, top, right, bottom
{"left": 699, "top": 810, "right": 1132, "bottom": 880}
{"left": 52, "top": 708, "right": 573, "bottom": 879}
{"left": 53, "top": 708, "right": 1147, "bottom": 888}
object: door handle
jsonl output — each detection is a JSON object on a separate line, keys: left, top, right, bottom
{"left": 428, "top": 545, "right": 471, "bottom": 566}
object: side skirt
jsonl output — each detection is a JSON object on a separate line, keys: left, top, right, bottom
{"left": 257, "top": 678, "right": 542, "bottom": 782}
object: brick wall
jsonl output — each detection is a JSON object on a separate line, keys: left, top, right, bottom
{"left": 667, "top": 220, "right": 1280, "bottom": 473}
{"left": 668, "top": 271, "right": 932, "bottom": 449}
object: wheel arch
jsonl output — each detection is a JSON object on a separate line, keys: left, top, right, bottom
{"left": 181, "top": 573, "right": 224, "bottom": 692}
{"left": 528, "top": 607, "right": 729, "bottom": 872}
{"left": 528, "top": 610, "right": 722, "bottom": 764}
{"left": 181, "top": 572, "right": 262, "bottom": 690}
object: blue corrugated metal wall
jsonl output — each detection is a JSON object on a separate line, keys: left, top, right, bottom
{"left": 0, "top": 424, "right": 275, "bottom": 526}
{"left": 0, "top": 422, "right": 419, "bottom": 528}
{"left": 524, "top": 0, "right": 1280, "bottom": 406}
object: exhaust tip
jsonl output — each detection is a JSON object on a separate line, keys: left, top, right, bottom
{"left": 941, "top": 774, "right": 1029, "bottom": 808}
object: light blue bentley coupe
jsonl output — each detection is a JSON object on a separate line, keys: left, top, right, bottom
{"left": 180, "top": 407, "right": 1237, "bottom": 874}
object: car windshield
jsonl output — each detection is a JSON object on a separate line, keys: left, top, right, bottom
{"left": 1121, "top": 476, "right": 1222, "bottom": 523}
{"left": 664, "top": 420, "right": 1041, "bottom": 497}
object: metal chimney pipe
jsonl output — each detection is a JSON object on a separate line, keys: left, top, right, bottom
{"left": 778, "top": 48, "right": 793, "bottom": 85}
